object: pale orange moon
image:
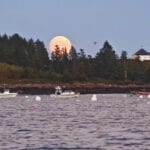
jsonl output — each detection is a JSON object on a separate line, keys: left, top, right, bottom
{"left": 49, "top": 36, "right": 72, "bottom": 54}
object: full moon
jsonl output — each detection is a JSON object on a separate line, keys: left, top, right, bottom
{"left": 49, "top": 36, "right": 72, "bottom": 54}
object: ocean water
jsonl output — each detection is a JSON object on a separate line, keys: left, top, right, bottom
{"left": 0, "top": 94, "right": 150, "bottom": 150}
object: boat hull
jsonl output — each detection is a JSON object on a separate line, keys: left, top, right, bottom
{"left": 137, "top": 91, "right": 150, "bottom": 96}
{"left": 50, "top": 93, "right": 80, "bottom": 98}
{"left": 0, "top": 93, "right": 17, "bottom": 98}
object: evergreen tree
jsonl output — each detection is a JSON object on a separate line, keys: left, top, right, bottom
{"left": 121, "top": 51, "right": 127, "bottom": 60}
{"left": 69, "top": 46, "right": 78, "bottom": 60}
{"left": 120, "top": 51, "right": 128, "bottom": 81}
{"left": 34, "top": 39, "right": 49, "bottom": 70}
{"left": 95, "top": 41, "right": 118, "bottom": 79}
{"left": 10, "top": 33, "right": 30, "bottom": 66}
{"left": 51, "top": 45, "right": 63, "bottom": 73}
{"left": 68, "top": 46, "right": 79, "bottom": 80}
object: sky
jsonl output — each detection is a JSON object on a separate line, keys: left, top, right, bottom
{"left": 0, "top": 0, "right": 150, "bottom": 57}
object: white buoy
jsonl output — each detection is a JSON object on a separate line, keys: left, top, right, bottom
{"left": 25, "top": 95, "right": 29, "bottom": 98}
{"left": 91, "top": 94, "right": 97, "bottom": 101}
{"left": 139, "top": 95, "right": 143, "bottom": 99}
{"left": 35, "top": 96, "right": 41, "bottom": 101}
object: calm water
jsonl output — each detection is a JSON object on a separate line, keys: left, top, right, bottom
{"left": 0, "top": 94, "right": 150, "bottom": 150}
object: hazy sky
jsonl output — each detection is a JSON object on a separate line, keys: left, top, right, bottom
{"left": 0, "top": 0, "right": 150, "bottom": 57}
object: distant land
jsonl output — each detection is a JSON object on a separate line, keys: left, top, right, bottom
{"left": 0, "top": 33, "right": 150, "bottom": 92}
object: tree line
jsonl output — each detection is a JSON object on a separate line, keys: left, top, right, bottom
{"left": 0, "top": 33, "right": 150, "bottom": 83}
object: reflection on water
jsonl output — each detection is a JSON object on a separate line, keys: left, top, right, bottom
{"left": 0, "top": 94, "right": 150, "bottom": 149}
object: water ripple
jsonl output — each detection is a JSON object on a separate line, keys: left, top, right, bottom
{"left": 0, "top": 94, "right": 150, "bottom": 149}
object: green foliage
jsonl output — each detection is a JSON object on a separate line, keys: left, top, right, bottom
{"left": 0, "top": 33, "right": 150, "bottom": 83}
{"left": 0, "top": 33, "right": 49, "bottom": 70}
{"left": 127, "top": 60, "right": 145, "bottom": 81}
{"left": 121, "top": 51, "right": 127, "bottom": 61}
{"left": 120, "top": 51, "right": 128, "bottom": 81}
{"left": 95, "top": 41, "right": 119, "bottom": 79}
{"left": 0, "top": 63, "right": 24, "bottom": 79}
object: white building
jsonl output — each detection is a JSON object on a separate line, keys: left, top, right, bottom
{"left": 131, "top": 49, "right": 150, "bottom": 61}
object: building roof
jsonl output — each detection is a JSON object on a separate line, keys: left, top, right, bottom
{"left": 134, "top": 49, "right": 150, "bottom": 55}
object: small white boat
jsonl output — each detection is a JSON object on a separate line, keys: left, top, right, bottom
{"left": 0, "top": 89, "right": 17, "bottom": 98}
{"left": 50, "top": 86, "right": 80, "bottom": 98}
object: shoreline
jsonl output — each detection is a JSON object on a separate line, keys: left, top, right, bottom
{"left": 0, "top": 83, "right": 150, "bottom": 94}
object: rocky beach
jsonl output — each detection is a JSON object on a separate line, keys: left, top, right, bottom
{"left": 1, "top": 82, "right": 150, "bottom": 94}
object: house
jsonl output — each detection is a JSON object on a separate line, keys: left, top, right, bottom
{"left": 131, "top": 49, "right": 150, "bottom": 61}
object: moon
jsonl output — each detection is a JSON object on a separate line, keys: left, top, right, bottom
{"left": 49, "top": 36, "right": 72, "bottom": 54}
